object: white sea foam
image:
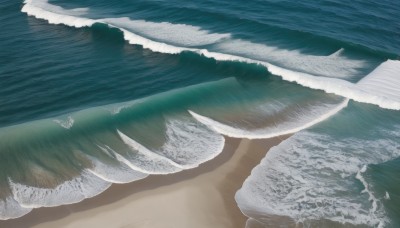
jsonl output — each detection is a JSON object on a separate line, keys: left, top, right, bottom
{"left": 156, "top": 119, "right": 225, "bottom": 168}
{"left": 356, "top": 166, "right": 379, "bottom": 214}
{"left": 105, "top": 100, "right": 140, "bottom": 115}
{"left": 264, "top": 59, "right": 400, "bottom": 110}
{"left": 357, "top": 60, "right": 400, "bottom": 105}
{"left": 86, "top": 153, "right": 148, "bottom": 184}
{"left": 53, "top": 116, "right": 74, "bottom": 129}
{"left": 215, "top": 40, "right": 366, "bottom": 79}
{"left": 189, "top": 99, "right": 349, "bottom": 139}
{"left": 236, "top": 129, "right": 400, "bottom": 227}
{"left": 23, "top": 0, "right": 88, "bottom": 16}
{"left": 0, "top": 196, "right": 32, "bottom": 220}
{"left": 385, "top": 192, "right": 390, "bottom": 200}
{"left": 22, "top": 0, "right": 400, "bottom": 110}
{"left": 103, "top": 17, "right": 230, "bottom": 47}
{"left": 116, "top": 118, "right": 225, "bottom": 172}
{"left": 22, "top": 0, "right": 95, "bottom": 28}
{"left": 119, "top": 27, "right": 187, "bottom": 54}
{"left": 97, "top": 144, "right": 155, "bottom": 174}
{"left": 117, "top": 130, "right": 183, "bottom": 174}
{"left": 9, "top": 171, "right": 111, "bottom": 208}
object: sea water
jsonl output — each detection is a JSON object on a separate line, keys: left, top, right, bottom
{"left": 0, "top": 0, "right": 399, "bottom": 226}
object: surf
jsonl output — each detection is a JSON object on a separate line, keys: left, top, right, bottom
{"left": 0, "top": 75, "right": 350, "bottom": 219}
{"left": 21, "top": 0, "right": 400, "bottom": 111}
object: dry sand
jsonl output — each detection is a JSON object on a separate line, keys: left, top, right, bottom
{"left": 0, "top": 136, "right": 288, "bottom": 228}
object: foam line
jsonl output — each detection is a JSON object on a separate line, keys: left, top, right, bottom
{"left": 9, "top": 171, "right": 111, "bottom": 208}
{"left": 103, "top": 17, "right": 230, "bottom": 47}
{"left": 97, "top": 144, "right": 161, "bottom": 175}
{"left": 0, "top": 196, "right": 32, "bottom": 220}
{"left": 355, "top": 165, "right": 383, "bottom": 228}
{"left": 115, "top": 121, "right": 226, "bottom": 173}
{"left": 96, "top": 144, "right": 151, "bottom": 174}
{"left": 22, "top": 0, "right": 400, "bottom": 110}
{"left": 188, "top": 99, "right": 349, "bottom": 139}
{"left": 22, "top": 0, "right": 95, "bottom": 27}
{"left": 117, "top": 130, "right": 184, "bottom": 174}
{"left": 157, "top": 119, "right": 225, "bottom": 169}
{"left": 86, "top": 154, "right": 148, "bottom": 184}
{"left": 215, "top": 41, "right": 364, "bottom": 79}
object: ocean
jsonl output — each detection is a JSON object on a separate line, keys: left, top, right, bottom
{"left": 0, "top": 0, "right": 399, "bottom": 227}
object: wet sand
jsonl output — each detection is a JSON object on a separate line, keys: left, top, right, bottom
{"left": 0, "top": 136, "right": 288, "bottom": 228}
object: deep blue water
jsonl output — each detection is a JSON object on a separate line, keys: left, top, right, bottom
{"left": 0, "top": 0, "right": 399, "bottom": 227}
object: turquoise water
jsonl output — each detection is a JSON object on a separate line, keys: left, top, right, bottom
{"left": 0, "top": 0, "right": 399, "bottom": 227}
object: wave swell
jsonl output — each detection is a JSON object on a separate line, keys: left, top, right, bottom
{"left": 22, "top": 0, "right": 400, "bottom": 110}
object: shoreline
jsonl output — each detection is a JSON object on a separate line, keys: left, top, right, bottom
{"left": 0, "top": 136, "right": 289, "bottom": 228}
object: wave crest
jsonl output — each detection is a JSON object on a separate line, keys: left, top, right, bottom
{"left": 22, "top": 0, "right": 400, "bottom": 110}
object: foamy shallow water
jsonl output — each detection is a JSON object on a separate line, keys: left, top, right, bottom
{"left": 236, "top": 103, "right": 400, "bottom": 227}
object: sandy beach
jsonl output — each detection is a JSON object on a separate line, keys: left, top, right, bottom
{"left": 0, "top": 136, "right": 288, "bottom": 228}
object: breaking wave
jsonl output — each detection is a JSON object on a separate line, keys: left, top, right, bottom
{"left": 189, "top": 99, "right": 348, "bottom": 139}
{"left": 22, "top": 0, "right": 400, "bottom": 110}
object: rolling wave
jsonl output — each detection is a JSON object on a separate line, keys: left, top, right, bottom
{"left": 189, "top": 99, "right": 348, "bottom": 139}
{"left": 21, "top": 0, "right": 400, "bottom": 110}
{"left": 0, "top": 76, "right": 347, "bottom": 219}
